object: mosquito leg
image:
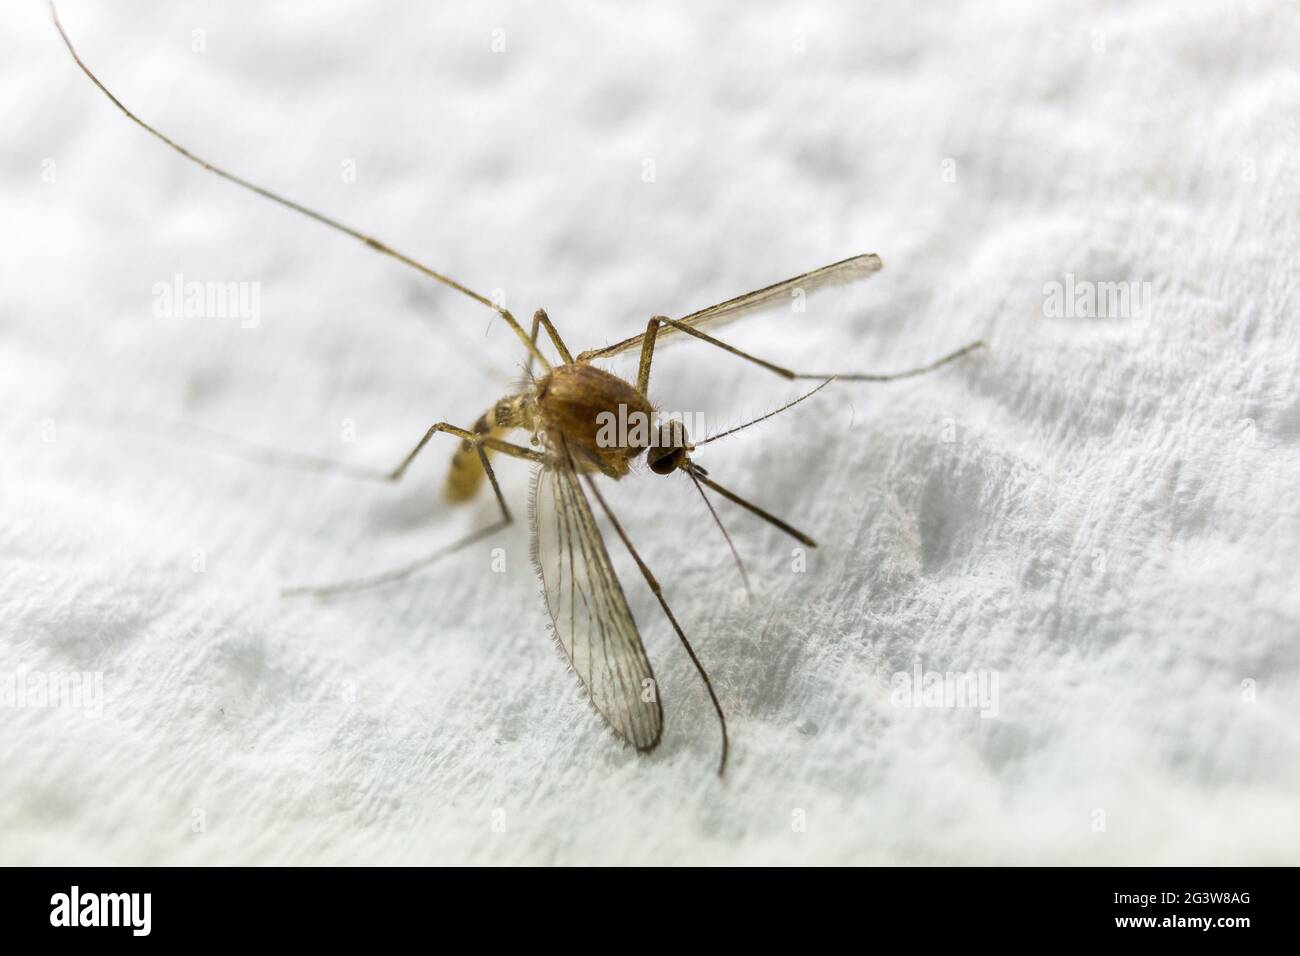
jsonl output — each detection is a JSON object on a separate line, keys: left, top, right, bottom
{"left": 99, "top": 412, "right": 545, "bottom": 485}
{"left": 282, "top": 432, "right": 541, "bottom": 598}
{"left": 82, "top": 411, "right": 399, "bottom": 483}
{"left": 387, "top": 422, "right": 543, "bottom": 481}
{"left": 49, "top": 4, "right": 552, "bottom": 371}
{"left": 583, "top": 474, "right": 730, "bottom": 778}
{"left": 525, "top": 312, "right": 544, "bottom": 379}
{"left": 525, "top": 309, "right": 574, "bottom": 378}
{"left": 634, "top": 313, "right": 984, "bottom": 395}
{"left": 279, "top": 518, "right": 507, "bottom": 598}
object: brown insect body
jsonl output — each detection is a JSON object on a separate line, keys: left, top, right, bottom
{"left": 535, "top": 363, "right": 654, "bottom": 478}
{"left": 445, "top": 392, "right": 533, "bottom": 501}
{"left": 447, "top": 362, "right": 663, "bottom": 499}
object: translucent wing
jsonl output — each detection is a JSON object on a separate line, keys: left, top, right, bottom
{"left": 529, "top": 437, "right": 663, "bottom": 751}
{"left": 577, "top": 253, "right": 882, "bottom": 362}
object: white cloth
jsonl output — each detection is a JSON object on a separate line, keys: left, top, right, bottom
{"left": 4, "top": 1, "right": 1297, "bottom": 864}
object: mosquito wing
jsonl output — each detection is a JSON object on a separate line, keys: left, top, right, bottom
{"left": 577, "top": 253, "right": 882, "bottom": 362}
{"left": 529, "top": 437, "right": 664, "bottom": 751}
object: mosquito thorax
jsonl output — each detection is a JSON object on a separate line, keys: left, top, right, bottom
{"left": 536, "top": 363, "right": 655, "bottom": 477}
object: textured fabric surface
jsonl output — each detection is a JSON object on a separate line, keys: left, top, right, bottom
{"left": 3, "top": 1, "right": 1298, "bottom": 865}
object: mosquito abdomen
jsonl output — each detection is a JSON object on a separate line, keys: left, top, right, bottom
{"left": 445, "top": 397, "right": 527, "bottom": 501}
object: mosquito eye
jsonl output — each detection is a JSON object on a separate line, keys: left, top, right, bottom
{"left": 647, "top": 420, "right": 689, "bottom": 475}
{"left": 647, "top": 446, "right": 684, "bottom": 475}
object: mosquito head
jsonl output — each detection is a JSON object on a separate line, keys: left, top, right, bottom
{"left": 646, "top": 419, "right": 693, "bottom": 475}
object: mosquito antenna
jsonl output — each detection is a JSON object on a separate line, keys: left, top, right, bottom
{"left": 687, "top": 467, "right": 753, "bottom": 599}
{"left": 695, "top": 378, "right": 835, "bottom": 448}
{"left": 691, "top": 471, "right": 817, "bottom": 548}
{"left": 47, "top": 1, "right": 550, "bottom": 369}
{"left": 583, "top": 474, "right": 729, "bottom": 777}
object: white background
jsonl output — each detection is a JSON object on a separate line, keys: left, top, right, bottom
{"left": 3, "top": 1, "right": 1298, "bottom": 864}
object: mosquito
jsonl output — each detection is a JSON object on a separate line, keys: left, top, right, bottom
{"left": 51, "top": 4, "right": 984, "bottom": 775}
